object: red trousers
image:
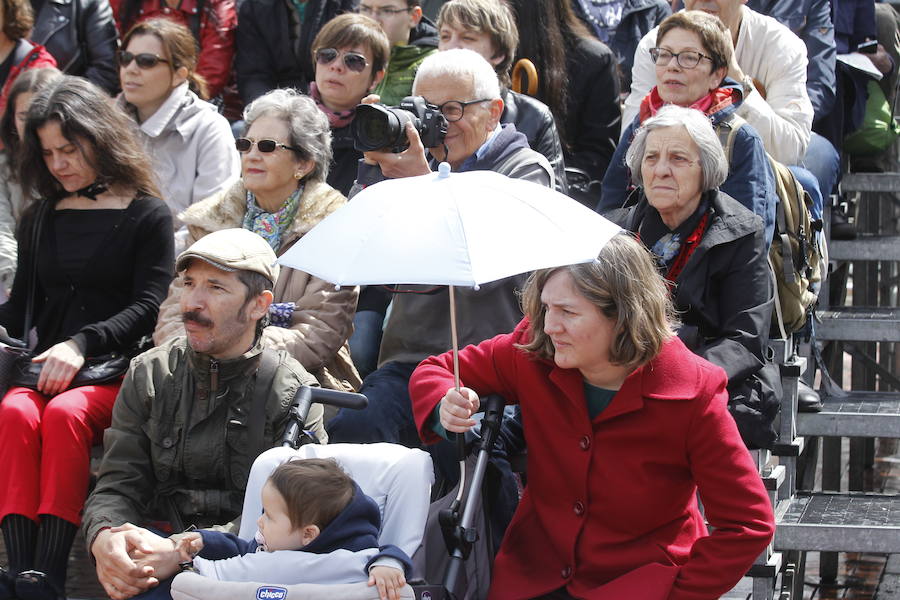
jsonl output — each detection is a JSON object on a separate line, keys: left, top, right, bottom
{"left": 0, "top": 384, "right": 120, "bottom": 526}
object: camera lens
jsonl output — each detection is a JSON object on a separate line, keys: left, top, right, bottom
{"left": 352, "top": 104, "right": 415, "bottom": 152}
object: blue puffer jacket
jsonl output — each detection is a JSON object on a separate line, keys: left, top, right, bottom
{"left": 597, "top": 78, "right": 777, "bottom": 244}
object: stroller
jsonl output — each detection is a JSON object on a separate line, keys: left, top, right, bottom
{"left": 170, "top": 387, "right": 509, "bottom": 600}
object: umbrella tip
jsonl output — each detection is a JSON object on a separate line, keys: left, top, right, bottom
{"left": 437, "top": 162, "right": 451, "bottom": 178}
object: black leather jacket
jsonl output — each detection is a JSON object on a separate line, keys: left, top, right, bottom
{"left": 500, "top": 89, "right": 568, "bottom": 194}
{"left": 30, "top": 0, "right": 119, "bottom": 94}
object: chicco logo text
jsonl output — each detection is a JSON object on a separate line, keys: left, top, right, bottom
{"left": 256, "top": 587, "right": 288, "bottom": 600}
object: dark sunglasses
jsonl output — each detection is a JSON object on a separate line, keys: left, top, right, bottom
{"left": 315, "top": 48, "right": 369, "bottom": 73}
{"left": 235, "top": 138, "right": 300, "bottom": 153}
{"left": 118, "top": 51, "right": 170, "bottom": 69}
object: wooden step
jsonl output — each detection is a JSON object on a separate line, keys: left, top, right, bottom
{"left": 829, "top": 235, "right": 900, "bottom": 261}
{"left": 817, "top": 308, "right": 900, "bottom": 342}
{"left": 774, "top": 492, "right": 900, "bottom": 553}
{"left": 797, "top": 391, "right": 900, "bottom": 438}
{"left": 841, "top": 172, "right": 900, "bottom": 192}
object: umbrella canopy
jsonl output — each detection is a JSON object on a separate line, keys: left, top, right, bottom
{"left": 278, "top": 164, "right": 622, "bottom": 287}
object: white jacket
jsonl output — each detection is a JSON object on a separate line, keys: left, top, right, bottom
{"left": 120, "top": 83, "right": 240, "bottom": 252}
{"left": 0, "top": 153, "right": 28, "bottom": 294}
{"left": 623, "top": 6, "right": 814, "bottom": 165}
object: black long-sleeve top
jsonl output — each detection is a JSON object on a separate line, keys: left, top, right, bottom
{"left": 0, "top": 194, "right": 175, "bottom": 355}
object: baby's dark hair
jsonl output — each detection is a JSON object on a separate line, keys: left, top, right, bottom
{"left": 268, "top": 458, "right": 355, "bottom": 531}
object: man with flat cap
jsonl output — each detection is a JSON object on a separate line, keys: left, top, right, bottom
{"left": 83, "top": 229, "right": 325, "bottom": 600}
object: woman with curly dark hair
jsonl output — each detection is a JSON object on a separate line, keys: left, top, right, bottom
{"left": 0, "top": 0, "right": 57, "bottom": 115}
{"left": 0, "top": 76, "right": 174, "bottom": 600}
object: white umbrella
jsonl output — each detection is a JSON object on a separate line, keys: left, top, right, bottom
{"left": 281, "top": 164, "right": 621, "bottom": 287}
{"left": 279, "top": 163, "right": 621, "bottom": 388}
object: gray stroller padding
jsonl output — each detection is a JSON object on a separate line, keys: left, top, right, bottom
{"left": 170, "top": 572, "right": 415, "bottom": 600}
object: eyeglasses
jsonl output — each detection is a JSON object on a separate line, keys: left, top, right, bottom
{"left": 359, "top": 4, "right": 413, "bottom": 18}
{"left": 314, "top": 48, "right": 370, "bottom": 73}
{"left": 235, "top": 138, "right": 300, "bottom": 153}
{"left": 649, "top": 47, "right": 713, "bottom": 69}
{"left": 435, "top": 98, "right": 490, "bottom": 122}
{"left": 118, "top": 51, "right": 170, "bottom": 69}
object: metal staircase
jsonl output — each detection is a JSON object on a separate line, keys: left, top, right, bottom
{"left": 770, "top": 171, "right": 900, "bottom": 598}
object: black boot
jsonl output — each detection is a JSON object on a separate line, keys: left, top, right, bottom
{"left": 0, "top": 567, "right": 15, "bottom": 600}
{"left": 1, "top": 514, "right": 39, "bottom": 599}
{"left": 17, "top": 516, "right": 76, "bottom": 600}
{"left": 14, "top": 571, "right": 62, "bottom": 600}
{"left": 798, "top": 381, "right": 823, "bottom": 413}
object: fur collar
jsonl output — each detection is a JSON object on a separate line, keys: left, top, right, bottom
{"left": 179, "top": 178, "right": 347, "bottom": 251}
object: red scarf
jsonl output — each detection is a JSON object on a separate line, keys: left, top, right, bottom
{"left": 638, "top": 86, "right": 737, "bottom": 123}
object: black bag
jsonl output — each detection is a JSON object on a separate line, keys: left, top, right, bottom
{"left": 1, "top": 200, "right": 130, "bottom": 396}
{"left": 9, "top": 351, "right": 130, "bottom": 392}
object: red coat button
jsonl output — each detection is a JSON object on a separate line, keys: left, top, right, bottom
{"left": 579, "top": 435, "right": 591, "bottom": 450}
{"left": 574, "top": 501, "right": 585, "bottom": 516}
{"left": 561, "top": 565, "right": 573, "bottom": 579}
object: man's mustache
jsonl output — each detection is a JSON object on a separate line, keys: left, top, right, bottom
{"left": 182, "top": 311, "right": 213, "bottom": 327}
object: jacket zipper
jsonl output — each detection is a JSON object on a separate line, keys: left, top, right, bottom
{"left": 210, "top": 359, "right": 219, "bottom": 399}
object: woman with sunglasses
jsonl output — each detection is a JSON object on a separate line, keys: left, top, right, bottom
{"left": 0, "top": 75, "right": 174, "bottom": 600}
{"left": 597, "top": 10, "right": 777, "bottom": 246}
{"left": 118, "top": 18, "right": 239, "bottom": 252}
{"left": 308, "top": 14, "right": 392, "bottom": 381}
{"left": 153, "top": 88, "right": 361, "bottom": 393}
{"left": 309, "top": 13, "right": 390, "bottom": 197}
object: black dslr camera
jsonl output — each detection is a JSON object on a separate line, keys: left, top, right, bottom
{"left": 352, "top": 96, "right": 448, "bottom": 153}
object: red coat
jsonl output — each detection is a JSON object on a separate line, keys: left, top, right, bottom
{"left": 111, "top": 0, "right": 236, "bottom": 98}
{"left": 0, "top": 42, "right": 57, "bottom": 119}
{"left": 410, "top": 320, "right": 775, "bottom": 600}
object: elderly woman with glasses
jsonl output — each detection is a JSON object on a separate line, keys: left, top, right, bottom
{"left": 153, "top": 88, "right": 361, "bottom": 394}
{"left": 607, "top": 104, "right": 780, "bottom": 451}
{"left": 118, "top": 18, "right": 240, "bottom": 252}
{"left": 410, "top": 233, "right": 774, "bottom": 600}
{"left": 597, "top": 10, "right": 777, "bottom": 246}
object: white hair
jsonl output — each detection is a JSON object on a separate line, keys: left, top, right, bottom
{"left": 412, "top": 48, "right": 501, "bottom": 100}
{"left": 625, "top": 104, "right": 728, "bottom": 191}
{"left": 243, "top": 88, "right": 333, "bottom": 183}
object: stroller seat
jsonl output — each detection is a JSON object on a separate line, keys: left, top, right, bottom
{"left": 170, "top": 443, "right": 433, "bottom": 600}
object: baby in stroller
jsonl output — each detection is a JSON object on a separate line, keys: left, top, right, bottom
{"left": 174, "top": 458, "right": 412, "bottom": 599}
{"left": 170, "top": 443, "right": 434, "bottom": 600}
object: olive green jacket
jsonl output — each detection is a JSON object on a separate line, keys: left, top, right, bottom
{"left": 82, "top": 336, "right": 324, "bottom": 548}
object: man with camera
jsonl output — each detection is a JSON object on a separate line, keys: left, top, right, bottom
{"left": 327, "top": 48, "right": 552, "bottom": 448}
{"left": 82, "top": 229, "right": 324, "bottom": 600}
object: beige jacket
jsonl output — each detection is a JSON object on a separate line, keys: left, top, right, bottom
{"left": 153, "top": 179, "right": 362, "bottom": 391}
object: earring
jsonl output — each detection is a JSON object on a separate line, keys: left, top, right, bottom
{"left": 294, "top": 171, "right": 304, "bottom": 180}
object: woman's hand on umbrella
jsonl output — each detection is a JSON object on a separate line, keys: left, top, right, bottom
{"left": 439, "top": 386, "right": 480, "bottom": 433}
{"left": 32, "top": 339, "right": 85, "bottom": 396}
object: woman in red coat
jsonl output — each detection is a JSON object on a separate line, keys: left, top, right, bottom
{"left": 409, "top": 234, "right": 775, "bottom": 600}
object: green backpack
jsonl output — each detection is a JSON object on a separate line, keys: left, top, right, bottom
{"left": 844, "top": 79, "right": 900, "bottom": 157}
{"left": 716, "top": 115, "right": 826, "bottom": 338}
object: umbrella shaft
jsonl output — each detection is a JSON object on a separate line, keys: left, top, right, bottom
{"left": 449, "top": 285, "right": 460, "bottom": 391}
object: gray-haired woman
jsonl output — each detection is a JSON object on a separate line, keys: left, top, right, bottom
{"left": 610, "top": 104, "right": 779, "bottom": 450}
{"left": 153, "top": 88, "right": 362, "bottom": 394}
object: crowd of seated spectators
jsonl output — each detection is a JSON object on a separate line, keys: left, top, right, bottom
{"left": 0, "top": 0, "right": 893, "bottom": 599}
